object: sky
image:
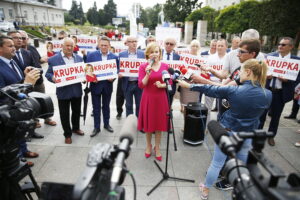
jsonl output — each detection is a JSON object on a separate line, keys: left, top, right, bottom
{"left": 62, "top": 0, "right": 167, "bottom": 16}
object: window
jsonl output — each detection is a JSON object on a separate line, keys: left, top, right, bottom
{"left": 52, "top": 13, "right": 54, "bottom": 21}
{"left": 24, "top": 10, "right": 27, "bottom": 19}
{"left": 0, "top": 8, "right": 5, "bottom": 20}
{"left": 9, "top": 9, "right": 13, "bottom": 19}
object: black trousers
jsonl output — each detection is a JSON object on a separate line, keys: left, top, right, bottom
{"left": 58, "top": 97, "right": 81, "bottom": 138}
{"left": 116, "top": 78, "right": 125, "bottom": 115}
{"left": 259, "top": 90, "right": 285, "bottom": 136}
{"left": 289, "top": 99, "right": 299, "bottom": 117}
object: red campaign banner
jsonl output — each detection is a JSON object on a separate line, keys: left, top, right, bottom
{"left": 52, "top": 40, "right": 63, "bottom": 51}
{"left": 266, "top": 56, "right": 300, "bottom": 81}
{"left": 180, "top": 54, "right": 208, "bottom": 74}
{"left": 175, "top": 48, "right": 190, "bottom": 55}
{"left": 53, "top": 62, "right": 86, "bottom": 87}
{"left": 119, "top": 58, "right": 147, "bottom": 77}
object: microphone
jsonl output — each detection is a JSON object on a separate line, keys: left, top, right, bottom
{"left": 161, "top": 70, "right": 173, "bottom": 92}
{"left": 179, "top": 66, "right": 193, "bottom": 80}
{"left": 110, "top": 115, "right": 136, "bottom": 191}
{"left": 207, "top": 120, "right": 237, "bottom": 157}
{"left": 146, "top": 58, "right": 155, "bottom": 74}
{"left": 167, "top": 68, "right": 181, "bottom": 81}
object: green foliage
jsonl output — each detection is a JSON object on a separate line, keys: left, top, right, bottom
{"left": 68, "top": 0, "right": 86, "bottom": 25}
{"left": 215, "top": 4, "right": 239, "bottom": 33}
{"left": 164, "top": 0, "right": 202, "bottom": 23}
{"left": 98, "top": 9, "right": 106, "bottom": 26}
{"left": 137, "top": 4, "right": 162, "bottom": 30}
{"left": 64, "top": 13, "right": 74, "bottom": 23}
{"left": 23, "top": 28, "right": 47, "bottom": 39}
{"left": 103, "top": 0, "right": 117, "bottom": 25}
{"left": 87, "top": 2, "right": 99, "bottom": 25}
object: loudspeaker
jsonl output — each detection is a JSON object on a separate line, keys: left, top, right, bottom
{"left": 183, "top": 103, "right": 207, "bottom": 145}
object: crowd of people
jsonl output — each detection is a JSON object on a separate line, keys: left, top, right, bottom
{"left": 0, "top": 27, "right": 300, "bottom": 200}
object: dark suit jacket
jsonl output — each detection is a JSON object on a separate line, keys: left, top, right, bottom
{"left": 86, "top": 50, "right": 119, "bottom": 95}
{"left": 46, "top": 52, "right": 83, "bottom": 100}
{"left": 0, "top": 58, "right": 24, "bottom": 88}
{"left": 119, "top": 50, "right": 145, "bottom": 93}
{"left": 201, "top": 51, "right": 209, "bottom": 56}
{"left": 162, "top": 50, "right": 179, "bottom": 95}
{"left": 13, "top": 48, "right": 43, "bottom": 85}
{"left": 266, "top": 52, "right": 300, "bottom": 103}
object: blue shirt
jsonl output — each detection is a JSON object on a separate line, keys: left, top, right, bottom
{"left": 191, "top": 80, "right": 272, "bottom": 132}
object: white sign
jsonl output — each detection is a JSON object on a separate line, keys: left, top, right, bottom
{"left": 52, "top": 40, "right": 63, "bottom": 52}
{"left": 53, "top": 62, "right": 85, "bottom": 87}
{"left": 266, "top": 56, "right": 300, "bottom": 81}
{"left": 119, "top": 58, "right": 147, "bottom": 77}
{"left": 161, "top": 60, "right": 186, "bottom": 71}
{"left": 155, "top": 27, "right": 181, "bottom": 47}
{"left": 180, "top": 54, "right": 208, "bottom": 74}
{"left": 87, "top": 60, "right": 118, "bottom": 81}
{"left": 76, "top": 35, "right": 97, "bottom": 50}
{"left": 175, "top": 48, "right": 190, "bottom": 55}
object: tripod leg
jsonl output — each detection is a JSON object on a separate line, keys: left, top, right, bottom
{"left": 28, "top": 171, "right": 41, "bottom": 196}
{"left": 146, "top": 178, "right": 165, "bottom": 196}
{"left": 168, "top": 176, "right": 195, "bottom": 183}
{"left": 170, "top": 114, "right": 177, "bottom": 151}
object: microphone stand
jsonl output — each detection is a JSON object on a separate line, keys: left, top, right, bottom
{"left": 147, "top": 75, "right": 195, "bottom": 196}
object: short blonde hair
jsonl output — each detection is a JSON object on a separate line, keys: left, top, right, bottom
{"left": 145, "top": 42, "right": 162, "bottom": 60}
{"left": 190, "top": 39, "right": 200, "bottom": 54}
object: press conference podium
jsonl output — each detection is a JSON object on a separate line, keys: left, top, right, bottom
{"left": 183, "top": 102, "right": 208, "bottom": 145}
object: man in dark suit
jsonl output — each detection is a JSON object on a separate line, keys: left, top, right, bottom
{"left": 86, "top": 36, "right": 119, "bottom": 137}
{"left": 7, "top": 31, "right": 45, "bottom": 139}
{"left": 46, "top": 38, "right": 84, "bottom": 144}
{"left": 162, "top": 37, "right": 180, "bottom": 105}
{"left": 259, "top": 37, "right": 300, "bottom": 146}
{"left": 0, "top": 35, "right": 40, "bottom": 167}
{"left": 119, "top": 36, "right": 145, "bottom": 117}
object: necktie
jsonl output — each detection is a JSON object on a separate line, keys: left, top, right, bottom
{"left": 167, "top": 53, "right": 170, "bottom": 60}
{"left": 10, "top": 60, "right": 22, "bottom": 80}
{"left": 16, "top": 51, "right": 24, "bottom": 67}
{"left": 271, "top": 77, "right": 276, "bottom": 89}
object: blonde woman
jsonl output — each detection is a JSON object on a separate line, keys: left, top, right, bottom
{"left": 138, "top": 43, "right": 171, "bottom": 161}
{"left": 179, "top": 59, "right": 272, "bottom": 199}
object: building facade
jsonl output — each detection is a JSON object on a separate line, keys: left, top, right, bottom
{"left": 0, "top": 0, "right": 65, "bottom": 26}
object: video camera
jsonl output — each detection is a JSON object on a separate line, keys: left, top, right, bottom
{"left": 40, "top": 115, "right": 137, "bottom": 200}
{"left": 207, "top": 120, "right": 300, "bottom": 200}
{"left": 0, "top": 83, "right": 54, "bottom": 199}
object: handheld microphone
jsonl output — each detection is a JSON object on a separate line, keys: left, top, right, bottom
{"left": 161, "top": 70, "right": 172, "bottom": 92}
{"left": 167, "top": 68, "right": 181, "bottom": 80}
{"left": 110, "top": 115, "right": 136, "bottom": 191}
{"left": 146, "top": 58, "right": 155, "bottom": 74}
{"left": 179, "top": 66, "right": 193, "bottom": 80}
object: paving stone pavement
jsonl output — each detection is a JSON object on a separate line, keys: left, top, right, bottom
{"left": 21, "top": 42, "right": 300, "bottom": 200}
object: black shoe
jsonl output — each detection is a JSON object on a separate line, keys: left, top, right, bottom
{"left": 91, "top": 113, "right": 94, "bottom": 117}
{"left": 31, "top": 132, "right": 44, "bottom": 139}
{"left": 116, "top": 114, "right": 122, "bottom": 120}
{"left": 104, "top": 125, "right": 114, "bottom": 133}
{"left": 284, "top": 115, "right": 296, "bottom": 119}
{"left": 90, "top": 128, "right": 100, "bottom": 137}
{"left": 215, "top": 179, "right": 233, "bottom": 191}
{"left": 297, "top": 119, "right": 300, "bottom": 124}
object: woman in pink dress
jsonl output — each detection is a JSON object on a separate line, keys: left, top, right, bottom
{"left": 138, "top": 42, "right": 170, "bottom": 161}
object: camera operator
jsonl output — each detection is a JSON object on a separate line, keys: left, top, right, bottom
{"left": 178, "top": 59, "right": 272, "bottom": 199}
{"left": 0, "top": 35, "right": 40, "bottom": 167}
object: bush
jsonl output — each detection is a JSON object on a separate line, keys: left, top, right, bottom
{"left": 23, "top": 28, "right": 47, "bottom": 39}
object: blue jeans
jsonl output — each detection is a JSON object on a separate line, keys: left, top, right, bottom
{"left": 125, "top": 83, "right": 142, "bottom": 117}
{"left": 204, "top": 137, "right": 252, "bottom": 188}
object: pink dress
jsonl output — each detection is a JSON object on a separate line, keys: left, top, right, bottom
{"left": 138, "top": 62, "right": 170, "bottom": 132}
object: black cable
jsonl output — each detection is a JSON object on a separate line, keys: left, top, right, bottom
{"left": 127, "top": 171, "right": 137, "bottom": 200}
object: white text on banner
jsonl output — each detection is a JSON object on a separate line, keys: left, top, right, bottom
{"left": 53, "top": 62, "right": 86, "bottom": 87}
{"left": 266, "top": 56, "right": 300, "bottom": 81}
{"left": 119, "top": 58, "right": 147, "bottom": 77}
{"left": 88, "top": 60, "right": 118, "bottom": 81}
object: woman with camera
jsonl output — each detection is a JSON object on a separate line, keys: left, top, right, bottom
{"left": 179, "top": 59, "right": 272, "bottom": 199}
{"left": 138, "top": 42, "right": 170, "bottom": 161}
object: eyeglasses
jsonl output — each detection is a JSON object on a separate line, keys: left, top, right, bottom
{"left": 127, "top": 40, "right": 137, "bottom": 43}
{"left": 58, "top": 37, "right": 64, "bottom": 40}
{"left": 278, "top": 43, "right": 288, "bottom": 47}
{"left": 165, "top": 42, "right": 175, "bottom": 46}
{"left": 238, "top": 49, "right": 249, "bottom": 54}
{"left": 12, "top": 37, "right": 22, "bottom": 40}
{"left": 21, "top": 37, "right": 27, "bottom": 40}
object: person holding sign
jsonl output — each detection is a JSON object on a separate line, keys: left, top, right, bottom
{"left": 119, "top": 36, "right": 145, "bottom": 117}
{"left": 138, "top": 42, "right": 171, "bottom": 161}
{"left": 162, "top": 37, "right": 180, "bottom": 105}
{"left": 259, "top": 37, "right": 300, "bottom": 146}
{"left": 46, "top": 38, "right": 84, "bottom": 144}
{"left": 86, "top": 36, "right": 119, "bottom": 137}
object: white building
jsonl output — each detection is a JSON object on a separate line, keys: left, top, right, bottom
{"left": 0, "top": 0, "right": 65, "bottom": 26}
{"left": 205, "top": 0, "right": 243, "bottom": 10}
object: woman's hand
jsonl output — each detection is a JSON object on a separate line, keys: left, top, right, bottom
{"left": 154, "top": 81, "right": 163, "bottom": 88}
{"left": 145, "top": 65, "right": 152, "bottom": 75}
{"left": 177, "top": 80, "right": 191, "bottom": 88}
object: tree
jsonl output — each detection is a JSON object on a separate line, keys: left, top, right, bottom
{"left": 69, "top": 0, "right": 78, "bottom": 20}
{"left": 68, "top": 0, "right": 86, "bottom": 25}
{"left": 137, "top": 4, "right": 162, "bottom": 30}
{"left": 87, "top": 2, "right": 99, "bottom": 25}
{"left": 215, "top": 5, "right": 240, "bottom": 34}
{"left": 164, "top": 0, "right": 202, "bottom": 23}
{"left": 77, "top": 2, "right": 86, "bottom": 25}
{"left": 103, "top": 0, "right": 117, "bottom": 25}
{"left": 98, "top": 9, "right": 106, "bottom": 26}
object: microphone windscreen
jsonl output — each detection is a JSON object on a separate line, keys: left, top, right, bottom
{"left": 174, "top": 69, "right": 181, "bottom": 75}
{"left": 119, "top": 114, "right": 137, "bottom": 145}
{"left": 162, "top": 70, "right": 168, "bottom": 75}
{"left": 207, "top": 120, "right": 228, "bottom": 144}
{"left": 168, "top": 68, "right": 175, "bottom": 75}
{"left": 181, "top": 68, "right": 187, "bottom": 74}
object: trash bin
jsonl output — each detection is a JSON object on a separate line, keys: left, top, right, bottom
{"left": 183, "top": 102, "right": 208, "bottom": 145}
{"left": 33, "top": 38, "right": 39, "bottom": 48}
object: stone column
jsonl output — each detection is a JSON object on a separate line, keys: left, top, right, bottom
{"left": 196, "top": 20, "right": 207, "bottom": 46}
{"left": 184, "top": 21, "right": 193, "bottom": 44}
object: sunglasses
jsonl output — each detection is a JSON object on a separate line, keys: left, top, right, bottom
{"left": 12, "top": 37, "right": 22, "bottom": 40}
{"left": 278, "top": 43, "right": 288, "bottom": 47}
{"left": 127, "top": 40, "right": 137, "bottom": 43}
{"left": 58, "top": 37, "right": 64, "bottom": 40}
{"left": 238, "top": 49, "right": 249, "bottom": 54}
{"left": 165, "top": 42, "right": 175, "bottom": 46}
{"left": 21, "top": 37, "right": 27, "bottom": 40}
